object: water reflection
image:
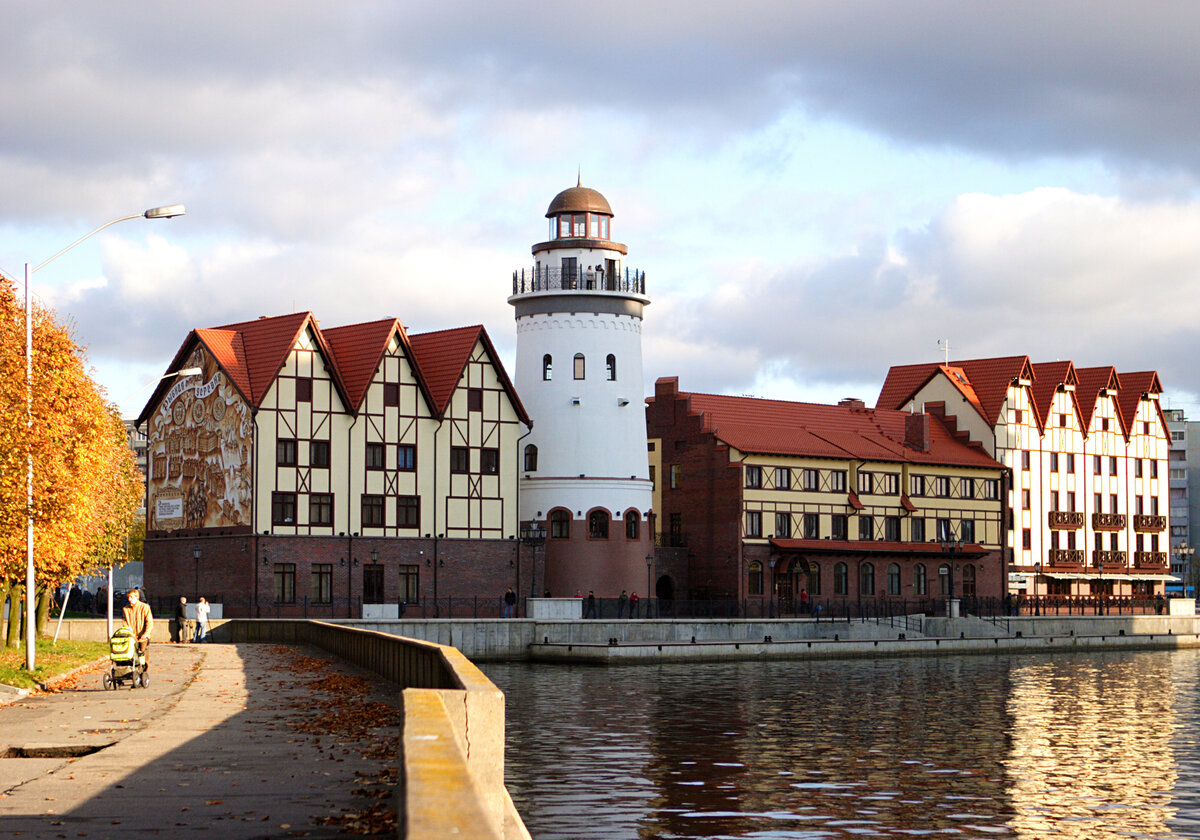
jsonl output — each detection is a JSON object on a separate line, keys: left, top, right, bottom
{"left": 484, "top": 650, "right": 1200, "bottom": 840}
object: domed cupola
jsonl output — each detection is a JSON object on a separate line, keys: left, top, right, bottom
{"left": 542, "top": 178, "right": 620, "bottom": 245}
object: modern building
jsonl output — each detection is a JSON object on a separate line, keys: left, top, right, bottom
{"left": 877, "top": 357, "right": 1173, "bottom": 602}
{"left": 136, "top": 311, "right": 535, "bottom": 616}
{"left": 1164, "top": 408, "right": 1199, "bottom": 594}
{"left": 645, "top": 378, "right": 1007, "bottom": 611}
{"left": 508, "top": 182, "right": 655, "bottom": 598}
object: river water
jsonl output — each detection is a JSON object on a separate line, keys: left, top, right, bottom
{"left": 483, "top": 650, "right": 1200, "bottom": 839}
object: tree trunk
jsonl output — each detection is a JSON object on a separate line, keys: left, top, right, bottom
{"left": 35, "top": 585, "right": 51, "bottom": 637}
{"left": 5, "top": 582, "right": 23, "bottom": 648}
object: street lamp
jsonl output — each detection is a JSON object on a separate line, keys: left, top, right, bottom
{"left": 23, "top": 204, "right": 185, "bottom": 671}
{"left": 1033, "top": 561, "right": 1041, "bottom": 616}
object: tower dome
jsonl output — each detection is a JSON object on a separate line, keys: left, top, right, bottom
{"left": 546, "top": 185, "right": 613, "bottom": 217}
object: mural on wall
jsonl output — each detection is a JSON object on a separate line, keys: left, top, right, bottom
{"left": 147, "top": 345, "right": 253, "bottom": 530}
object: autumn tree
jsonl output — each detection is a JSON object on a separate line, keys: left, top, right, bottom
{"left": 0, "top": 278, "right": 143, "bottom": 644}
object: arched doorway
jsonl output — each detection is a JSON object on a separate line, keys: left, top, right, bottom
{"left": 655, "top": 575, "right": 675, "bottom": 601}
{"left": 774, "top": 557, "right": 810, "bottom": 613}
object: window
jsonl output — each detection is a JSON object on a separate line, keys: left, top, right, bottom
{"left": 803, "top": 513, "right": 819, "bottom": 539}
{"left": 309, "top": 493, "right": 333, "bottom": 526}
{"left": 775, "top": 512, "right": 791, "bottom": 538}
{"left": 830, "top": 471, "right": 847, "bottom": 492}
{"left": 397, "top": 444, "right": 416, "bottom": 471}
{"left": 1153, "top": 459, "right": 1161, "bottom": 478}
{"left": 397, "top": 496, "right": 420, "bottom": 528}
{"left": 605, "top": 354, "right": 616, "bottom": 381}
{"left": 911, "top": 518, "right": 925, "bottom": 542}
{"left": 860, "top": 563, "right": 875, "bottom": 595}
{"left": 1050, "top": 452, "right": 1059, "bottom": 472}
{"left": 274, "top": 563, "right": 295, "bottom": 603}
{"left": 885, "top": 516, "right": 901, "bottom": 541}
{"left": 807, "top": 565, "right": 822, "bottom": 596}
{"left": 1068, "top": 491, "right": 1077, "bottom": 511}
{"left": 524, "top": 444, "right": 538, "bottom": 472}
{"left": 961, "top": 478, "right": 974, "bottom": 499}
{"left": 1136, "top": 459, "right": 1144, "bottom": 478}
{"left": 669, "top": 512, "right": 683, "bottom": 546}
{"left": 961, "top": 564, "right": 976, "bottom": 597}
{"left": 481, "top": 448, "right": 499, "bottom": 475}
{"left": 573, "top": 353, "right": 585, "bottom": 380}
{"left": 543, "top": 354, "right": 553, "bottom": 381}
{"left": 1152, "top": 496, "right": 1159, "bottom": 515}
{"left": 859, "top": 515, "right": 874, "bottom": 541}
{"left": 399, "top": 565, "right": 419, "bottom": 603}
{"left": 938, "top": 564, "right": 951, "bottom": 596}
{"left": 589, "top": 510, "right": 610, "bottom": 539}
{"left": 649, "top": 465, "right": 656, "bottom": 490}
{"left": 383, "top": 383, "right": 399, "bottom": 407}
{"left": 775, "top": 467, "right": 791, "bottom": 490}
{"left": 857, "top": 472, "right": 873, "bottom": 494}
{"left": 1110, "top": 532, "right": 1119, "bottom": 551}
{"left": 961, "top": 520, "right": 975, "bottom": 543}
{"left": 802, "top": 469, "right": 820, "bottom": 491}
{"left": 887, "top": 563, "right": 901, "bottom": 596}
{"left": 748, "top": 561, "right": 763, "bottom": 596}
{"left": 1110, "top": 456, "right": 1118, "bottom": 475}
{"left": 549, "top": 510, "right": 571, "bottom": 539}
{"left": 1022, "top": 489, "right": 1031, "bottom": 510}
{"left": 1067, "top": 531, "right": 1076, "bottom": 550}
{"left": 1067, "top": 454, "right": 1075, "bottom": 473}
{"left": 1051, "top": 490, "right": 1060, "bottom": 511}
{"left": 1102, "top": 418, "right": 1110, "bottom": 431}
{"left": 361, "top": 495, "right": 385, "bottom": 527}
{"left": 311, "top": 564, "right": 332, "bottom": 605}
{"left": 1014, "top": 409, "right": 1023, "bottom": 424}
{"left": 272, "top": 492, "right": 296, "bottom": 525}
{"left": 625, "top": 511, "right": 640, "bottom": 539}
{"left": 451, "top": 447, "right": 470, "bottom": 473}
{"left": 1136, "top": 533, "right": 1145, "bottom": 553}
{"left": 468, "top": 388, "right": 483, "bottom": 412}
{"left": 913, "top": 564, "right": 927, "bottom": 596}
{"left": 831, "top": 514, "right": 848, "bottom": 540}
{"left": 1022, "top": 528, "right": 1032, "bottom": 550}
{"left": 745, "top": 511, "right": 762, "bottom": 538}
{"left": 910, "top": 475, "right": 925, "bottom": 496}
{"left": 933, "top": 476, "right": 950, "bottom": 497}
{"left": 1136, "top": 496, "right": 1144, "bottom": 515}
{"left": 937, "top": 518, "right": 952, "bottom": 542}
{"left": 363, "top": 565, "right": 384, "bottom": 604}
{"left": 879, "top": 473, "right": 899, "bottom": 495}
{"left": 1111, "top": 494, "right": 1119, "bottom": 515}
{"left": 1058, "top": 414, "right": 1067, "bottom": 427}
{"left": 1021, "top": 451, "right": 1030, "bottom": 471}
{"left": 834, "top": 562, "right": 848, "bottom": 595}
{"left": 366, "top": 443, "right": 385, "bottom": 470}
{"left": 277, "top": 438, "right": 297, "bottom": 467}
{"left": 745, "top": 465, "right": 762, "bottom": 489}
{"left": 296, "top": 378, "right": 312, "bottom": 402}
{"left": 1094, "top": 455, "right": 1102, "bottom": 475}
{"left": 983, "top": 479, "right": 999, "bottom": 500}
{"left": 310, "top": 440, "right": 330, "bottom": 469}
{"left": 669, "top": 464, "right": 681, "bottom": 489}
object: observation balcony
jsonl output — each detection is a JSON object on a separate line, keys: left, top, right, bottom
{"left": 1133, "top": 515, "right": 1167, "bottom": 532}
{"left": 1094, "top": 550, "right": 1126, "bottom": 567}
{"left": 1134, "top": 551, "right": 1169, "bottom": 569}
{"left": 1048, "top": 549, "right": 1085, "bottom": 568}
{"left": 1048, "top": 510, "right": 1085, "bottom": 529}
{"left": 1092, "top": 513, "right": 1127, "bottom": 532}
{"left": 511, "top": 266, "right": 646, "bottom": 297}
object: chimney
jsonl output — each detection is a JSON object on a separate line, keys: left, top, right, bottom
{"left": 838, "top": 397, "right": 865, "bottom": 410}
{"left": 906, "top": 412, "right": 931, "bottom": 452}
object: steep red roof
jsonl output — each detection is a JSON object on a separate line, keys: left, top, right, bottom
{"left": 665, "top": 389, "right": 1000, "bottom": 469}
{"left": 1030, "top": 361, "right": 1076, "bottom": 428}
{"left": 1115, "top": 371, "right": 1164, "bottom": 437}
{"left": 208, "top": 312, "right": 324, "bottom": 407}
{"left": 1074, "top": 366, "right": 1121, "bottom": 431}
{"left": 876, "top": 356, "right": 1032, "bottom": 427}
{"left": 323, "top": 318, "right": 436, "bottom": 414}
{"left": 409, "top": 325, "right": 531, "bottom": 425}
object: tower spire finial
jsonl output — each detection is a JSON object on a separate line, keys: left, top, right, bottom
{"left": 577, "top": 167, "right": 581, "bottom": 188}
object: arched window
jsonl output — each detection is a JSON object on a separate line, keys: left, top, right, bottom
{"left": 913, "top": 563, "right": 927, "bottom": 596}
{"left": 549, "top": 509, "right": 571, "bottom": 539}
{"left": 524, "top": 444, "right": 538, "bottom": 472}
{"left": 748, "top": 561, "right": 763, "bottom": 596}
{"left": 573, "top": 353, "right": 585, "bottom": 380}
{"left": 834, "top": 562, "right": 848, "bottom": 596}
{"left": 625, "top": 510, "right": 639, "bottom": 539}
{"left": 588, "top": 509, "right": 609, "bottom": 539}
{"left": 807, "top": 564, "right": 821, "bottom": 596}
{"left": 542, "top": 354, "right": 553, "bottom": 381}
{"left": 939, "top": 563, "right": 952, "bottom": 596}
{"left": 859, "top": 562, "right": 875, "bottom": 595}
{"left": 887, "top": 563, "right": 901, "bottom": 596}
{"left": 606, "top": 354, "right": 616, "bottom": 381}
{"left": 961, "top": 563, "right": 976, "bottom": 597}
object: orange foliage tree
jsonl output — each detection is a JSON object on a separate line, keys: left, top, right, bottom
{"left": 0, "top": 278, "right": 143, "bottom": 644}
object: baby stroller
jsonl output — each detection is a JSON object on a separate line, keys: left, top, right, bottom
{"left": 102, "top": 625, "right": 149, "bottom": 690}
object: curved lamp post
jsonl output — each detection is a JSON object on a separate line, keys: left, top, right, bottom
{"left": 24, "top": 204, "right": 185, "bottom": 671}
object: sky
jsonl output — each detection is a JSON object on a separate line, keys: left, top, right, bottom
{"left": 4, "top": 2, "right": 1200, "bottom": 420}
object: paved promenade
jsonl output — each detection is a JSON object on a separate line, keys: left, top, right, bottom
{"left": 0, "top": 643, "right": 402, "bottom": 838}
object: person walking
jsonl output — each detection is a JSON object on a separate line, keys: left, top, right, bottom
{"left": 503, "top": 587, "right": 517, "bottom": 618}
{"left": 194, "top": 597, "right": 210, "bottom": 642}
{"left": 174, "top": 596, "right": 192, "bottom": 643}
{"left": 122, "top": 588, "right": 154, "bottom": 661}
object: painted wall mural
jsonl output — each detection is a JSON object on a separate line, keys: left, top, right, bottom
{"left": 147, "top": 346, "right": 253, "bottom": 530}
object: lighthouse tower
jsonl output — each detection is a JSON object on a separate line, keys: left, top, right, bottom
{"left": 509, "top": 182, "right": 654, "bottom": 598}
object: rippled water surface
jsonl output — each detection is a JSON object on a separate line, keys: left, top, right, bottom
{"left": 483, "top": 650, "right": 1200, "bottom": 839}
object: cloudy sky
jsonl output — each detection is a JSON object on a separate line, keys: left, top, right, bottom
{"left": 4, "top": 2, "right": 1200, "bottom": 419}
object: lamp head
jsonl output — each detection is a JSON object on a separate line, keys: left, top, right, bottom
{"left": 144, "top": 204, "right": 186, "bottom": 219}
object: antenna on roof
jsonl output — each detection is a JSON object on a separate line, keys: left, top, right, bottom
{"left": 577, "top": 167, "right": 582, "bottom": 188}
{"left": 937, "top": 338, "right": 951, "bottom": 365}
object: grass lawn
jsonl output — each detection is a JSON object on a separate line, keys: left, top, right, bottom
{"left": 0, "top": 638, "right": 108, "bottom": 691}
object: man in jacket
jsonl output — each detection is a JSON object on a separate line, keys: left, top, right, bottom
{"left": 123, "top": 588, "right": 154, "bottom": 657}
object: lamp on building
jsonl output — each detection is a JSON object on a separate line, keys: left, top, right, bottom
{"left": 22, "top": 204, "right": 186, "bottom": 672}
{"left": 193, "top": 547, "right": 202, "bottom": 602}
{"left": 370, "top": 549, "right": 378, "bottom": 564}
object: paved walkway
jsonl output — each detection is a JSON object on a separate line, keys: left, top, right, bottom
{"left": 0, "top": 643, "right": 402, "bottom": 838}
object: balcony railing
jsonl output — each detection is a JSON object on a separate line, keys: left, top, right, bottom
{"left": 1048, "top": 549, "right": 1086, "bottom": 567}
{"left": 1134, "top": 551, "right": 1169, "bottom": 569}
{"left": 1092, "top": 512, "right": 1127, "bottom": 532}
{"left": 512, "top": 266, "right": 646, "bottom": 296}
{"left": 1094, "top": 550, "right": 1126, "bottom": 566}
{"left": 1048, "top": 510, "right": 1085, "bottom": 529}
{"left": 1133, "top": 515, "right": 1167, "bottom": 532}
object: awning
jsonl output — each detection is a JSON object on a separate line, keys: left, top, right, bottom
{"left": 1019, "top": 571, "right": 1179, "bottom": 582}
{"left": 847, "top": 491, "right": 864, "bottom": 511}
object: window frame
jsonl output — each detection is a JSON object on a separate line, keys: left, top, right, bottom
{"left": 397, "top": 495, "right": 420, "bottom": 529}
{"left": 361, "top": 494, "right": 386, "bottom": 528}
{"left": 450, "top": 447, "right": 470, "bottom": 474}
{"left": 276, "top": 438, "right": 297, "bottom": 467}
{"left": 272, "top": 492, "right": 297, "bottom": 526}
{"left": 366, "top": 442, "right": 386, "bottom": 470}
{"left": 309, "top": 493, "right": 334, "bottom": 526}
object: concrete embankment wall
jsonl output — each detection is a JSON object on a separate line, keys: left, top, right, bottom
{"left": 219, "top": 619, "right": 530, "bottom": 840}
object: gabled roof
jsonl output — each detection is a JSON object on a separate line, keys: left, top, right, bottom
{"left": 409, "top": 325, "right": 532, "bottom": 425}
{"left": 1030, "top": 361, "right": 1077, "bottom": 428}
{"left": 1115, "top": 371, "right": 1165, "bottom": 437}
{"left": 877, "top": 356, "right": 1033, "bottom": 428}
{"left": 660, "top": 388, "right": 1000, "bottom": 469}
{"left": 323, "top": 318, "right": 436, "bottom": 415}
{"left": 1074, "top": 366, "right": 1121, "bottom": 431}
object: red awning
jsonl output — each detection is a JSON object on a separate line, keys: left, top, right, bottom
{"left": 847, "top": 491, "right": 864, "bottom": 510}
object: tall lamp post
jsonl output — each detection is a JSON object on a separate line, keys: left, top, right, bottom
{"left": 23, "top": 204, "right": 186, "bottom": 671}
{"left": 1033, "top": 561, "right": 1041, "bottom": 616}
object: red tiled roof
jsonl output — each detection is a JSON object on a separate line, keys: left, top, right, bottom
{"left": 322, "top": 318, "right": 437, "bottom": 415}
{"left": 1074, "top": 366, "right": 1120, "bottom": 431}
{"left": 1030, "top": 361, "right": 1076, "bottom": 428}
{"left": 1115, "top": 371, "right": 1164, "bottom": 437}
{"left": 669, "top": 389, "right": 1000, "bottom": 469}
{"left": 876, "top": 356, "right": 1032, "bottom": 427}
{"left": 409, "top": 325, "right": 532, "bottom": 425}
{"left": 768, "top": 538, "right": 989, "bottom": 558}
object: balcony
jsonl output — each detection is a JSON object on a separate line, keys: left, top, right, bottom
{"left": 1048, "top": 510, "right": 1085, "bottom": 529}
{"left": 1094, "top": 550, "right": 1126, "bottom": 567}
{"left": 1047, "top": 549, "right": 1086, "bottom": 567}
{"left": 1133, "top": 515, "right": 1166, "bottom": 532}
{"left": 511, "top": 266, "right": 647, "bottom": 296}
{"left": 1134, "top": 551, "right": 1169, "bottom": 569}
{"left": 1092, "top": 513, "right": 1127, "bottom": 532}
